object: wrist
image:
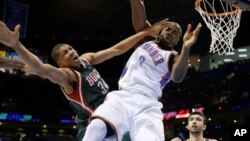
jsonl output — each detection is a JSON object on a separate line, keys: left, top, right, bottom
{"left": 11, "top": 40, "right": 20, "bottom": 48}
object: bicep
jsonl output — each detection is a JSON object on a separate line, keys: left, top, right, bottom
{"left": 91, "top": 48, "right": 117, "bottom": 65}
{"left": 168, "top": 54, "right": 177, "bottom": 74}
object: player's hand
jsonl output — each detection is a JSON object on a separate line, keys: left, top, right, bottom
{"left": 0, "top": 21, "right": 20, "bottom": 47}
{"left": 182, "top": 23, "right": 202, "bottom": 48}
{"left": 146, "top": 18, "right": 170, "bottom": 38}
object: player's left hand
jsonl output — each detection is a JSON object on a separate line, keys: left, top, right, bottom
{"left": 183, "top": 23, "right": 202, "bottom": 48}
{"left": 0, "top": 21, "right": 20, "bottom": 47}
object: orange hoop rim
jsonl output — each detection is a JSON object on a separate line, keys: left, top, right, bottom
{"left": 195, "top": 0, "right": 242, "bottom": 16}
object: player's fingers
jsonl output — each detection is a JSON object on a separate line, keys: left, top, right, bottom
{"left": 14, "top": 24, "right": 21, "bottom": 33}
{"left": 185, "top": 24, "right": 192, "bottom": 33}
{"left": 158, "top": 18, "right": 170, "bottom": 26}
{"left": 194, "top": 23, "right": 202, "bottom": 35}
{"left": 0, "top": 21, "right": 4, "bottom": 27}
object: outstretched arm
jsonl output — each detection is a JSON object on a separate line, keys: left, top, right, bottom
{"left": 130, "top": 0, "right": 151, "bottom": 32}
{"left": 0, "top": 57, "right": 47, "bottom": 78}
{"left": 0, "top": 21, "right": 69, "bottom": 85}
{"left": 82, "top": 19, "right": 170, "bottom": 65}
{"left": 171, "top": 23, "right": 202, "bottom": 83}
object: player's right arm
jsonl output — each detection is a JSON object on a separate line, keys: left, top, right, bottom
{"left": 13, "top": 42, "right": 69, "bottom": 84}
{"left": 171, "top": 23, "right": 202, "bottom": 83}
{"left": 130, "top": 0, "right": 151, "bottom": 32}
{"left": 0, "top": 21, "right": 69, "bottom": 85}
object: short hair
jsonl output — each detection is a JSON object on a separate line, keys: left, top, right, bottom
{"left": 188, "top": 112, "right": 207, "bottom": 125}
{"left": 51, "top": 43, "right": 65, "bottom": 64}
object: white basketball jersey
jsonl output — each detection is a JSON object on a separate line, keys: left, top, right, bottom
{"left": 119, "top": 41, "right": 178, "bottom": 99}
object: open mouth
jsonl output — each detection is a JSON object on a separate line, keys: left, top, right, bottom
{"left": 73, "top": 56, "right": 79, "bottom": 61}
{"left": 192, "top": 125, "right": 198, "bottom": 128}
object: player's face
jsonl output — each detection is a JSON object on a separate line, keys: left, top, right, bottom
{"left": 57, "top": 44, "right": 80, "bottom": 67}
{"left": 187, "top": 114, "right": 206, "bottom": 134}
{"left": 158, "top": 22, "right": 182, "bottom": 47}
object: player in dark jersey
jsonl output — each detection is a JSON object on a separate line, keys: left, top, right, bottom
{"left": 0, "top": 20, "right": 170, "bottom": 141}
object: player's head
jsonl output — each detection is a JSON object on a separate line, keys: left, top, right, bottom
{"left": 186, "top": 112, "right": 207, "bottom": 134}
{"left": 156, "top": 21, "right": 182, "bottom": 49}
{"left": 51, "top": 43, "right": 80, "bottom": 67}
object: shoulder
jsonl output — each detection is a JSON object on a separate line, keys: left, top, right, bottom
{"left": 60, "top": 68, "right": 77, "bottom": 80}
{"left": 80, "top": 53, "right": 94, "bottom": 64}
{"left": 169, "top": 50, "right": 178, "bottom": 62}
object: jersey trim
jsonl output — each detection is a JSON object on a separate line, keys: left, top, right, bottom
{"left": 61, "top": 70, "right": 94, "bottom": 114}
{"left": 82, "top": 57, "right": 90, "bottom": 65}
{"left": 166, "top": 50, "right": 178, "bottom": 74}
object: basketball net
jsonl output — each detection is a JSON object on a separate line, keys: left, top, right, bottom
{"left": 195, "top": 0, "right": 242, "bottom": 55}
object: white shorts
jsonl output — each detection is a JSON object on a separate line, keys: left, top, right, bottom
{"left": 92, "top": 90, "right": 164, "bottom": 141}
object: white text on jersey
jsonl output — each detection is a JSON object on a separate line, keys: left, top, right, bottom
{"left": 86, "top": 69, "right": 101, "bottom": 86}
{"left": 142, "top": 43, "right": 164, "bottom": 65}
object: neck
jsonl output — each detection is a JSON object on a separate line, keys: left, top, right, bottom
{"left": 188, "top": 133, "right": 204, "bottom": 141}
{"left": 155, "top": 40, "right": 173, "bottom": 50}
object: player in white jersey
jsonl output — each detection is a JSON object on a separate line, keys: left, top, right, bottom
{"left": 82, "top": 1, "right": 202, "bottom": 141}
{"left": 119, "top": 40, "right": 178, "bottom": 99}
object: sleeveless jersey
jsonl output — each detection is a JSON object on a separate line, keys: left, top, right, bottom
{"left": 60, "top": 59, "right": 109, "bottom": 139}
{"left": 119, "top": 41, "right": 177, "bottom": 99}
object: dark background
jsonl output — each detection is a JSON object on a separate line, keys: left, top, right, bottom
{"left": 0, "top": 0, "right": 250, "bottom": 140}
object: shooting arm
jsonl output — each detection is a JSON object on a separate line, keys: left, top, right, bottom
{"left": 130, "top": 0, "right": 151, "bottom": 32}
{"left": 171, "top": 23, "right": 202, "bottom": 83}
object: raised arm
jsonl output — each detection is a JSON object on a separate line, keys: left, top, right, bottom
{"left": 171, "top": 23, "right": 202, "bottom": 83}
{"left": 82, "top": 19, "right": 170, "bottom": 65}
{"left": 130, "top": 0, "right": 151, "bottom": 32}
{"left": 0, "top": 21, "right": 69, "bottom": 85}
{"left": 0, "top": 58, "right": 47, "bottom": 79}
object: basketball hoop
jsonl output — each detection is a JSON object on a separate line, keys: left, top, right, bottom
{"left": 195, "top": 0, "right": 243, "bottom": 55}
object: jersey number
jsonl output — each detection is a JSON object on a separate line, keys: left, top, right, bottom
{"left": 97, "top": 80, "right": 109, "bottom": 94}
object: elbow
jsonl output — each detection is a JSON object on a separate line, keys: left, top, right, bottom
{"left": 171, "top": 77, "right": 184, "bottom": 83}
{"left": 171, "top": 73, "right": 185, "bottom": 83}
{"left": 113, "top": 48, "right": 125, "bottom": 57}
{"left": 170, "top": 68, "right": 187, "bottom": 83}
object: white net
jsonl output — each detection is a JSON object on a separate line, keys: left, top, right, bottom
{"left": 195, "top": 0, "right": 242, "bottom": 55}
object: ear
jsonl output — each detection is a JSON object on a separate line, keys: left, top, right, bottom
{"left": 203, "top": 124, "right": 207, "bottom": 131}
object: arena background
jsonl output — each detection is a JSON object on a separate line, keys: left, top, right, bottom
{"left": 0, "top": 0, "right": 250, "bottom": 140}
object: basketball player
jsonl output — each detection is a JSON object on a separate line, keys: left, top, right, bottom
{"left": 81, "top": 0, "right": 202, "bottom": 141}
{"left": 0, "top": 19, "right": 170, "bottom": 141}
{"left": 171, "top": 112, "right": 218, "bottom": 141}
